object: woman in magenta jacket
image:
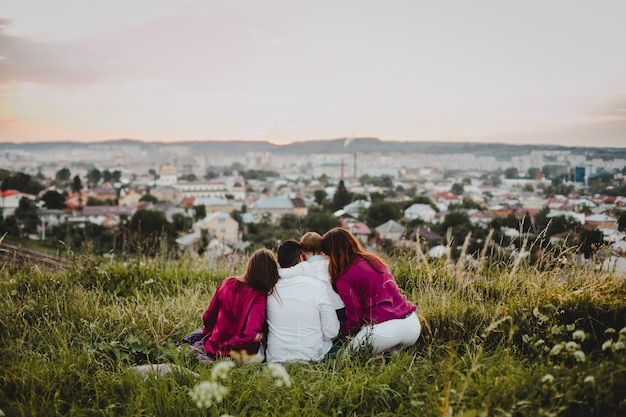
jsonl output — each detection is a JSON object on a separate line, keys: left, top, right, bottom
{"left": 321, "top": 227, "right": 421, "bottom": 355}
{"left": 202, "top": 249, "right": 280, "bottom": 359}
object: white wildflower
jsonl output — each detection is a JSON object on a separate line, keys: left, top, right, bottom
{"left": 565, "top": 323, "right": 575, "bottom": 331}
{"left": 602, "top": 340, "right": 613, "bottom": 351}
{"left": 534, "top": 339, "right": 545, "bottom": 347}
{"left": 613, "top": 341, "right": 625, "bottom": 351}
{"left": 549, "top": 344, "right": 564, "bottom": 356}
{"left": 604, "top": 328, "right": 616, "bottom": 335}
{"left": 522, "top": 334, "right": 531, "bottom": 343}
{"left": 573, "top": 350, "right": 586, "bottom": 362}
{"left": 619, "top": 327, "right": 626, "bottom": 337}
{"left": 551, "top": 325, "right": 563, "bottom": 336}
{"left": 565, "top": 341, "right": 580, "bottom": 352}
{"left": 265, "top": 362, "right": 292, "bottom": 387}
{"left": 541, "top": 374, "right": 554, "bottom": 383}
{"left": 583, "top": 376, "right": 595, "bottom": 384}
{"left": 211, "top": 360, "right": 235, "bottom": 380}
{"left": 143, "top": 279, "right": 155, "bottom": 285}
{"left": 189, "top": 381, "right": 229, "bottom": 409}
{"left": 572, "top": 330, "right": 586, "bottom": 341}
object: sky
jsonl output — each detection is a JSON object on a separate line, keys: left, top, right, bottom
{"left": 1, "top": 0, "right": 625, "bottom": 147}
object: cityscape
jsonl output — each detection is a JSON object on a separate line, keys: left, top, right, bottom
{"left": 1, "top": 138, "right": 625, "bottom": 270}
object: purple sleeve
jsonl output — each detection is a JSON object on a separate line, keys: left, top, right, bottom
{"left": 202, "top": 280, "right": 224, "bottom": 337}
{"left": 336, "top": 276, "right": 362, "bottom": 335}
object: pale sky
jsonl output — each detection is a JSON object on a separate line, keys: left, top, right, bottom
{"left": 1, "top": 0, "right": 625, "bottom": 147}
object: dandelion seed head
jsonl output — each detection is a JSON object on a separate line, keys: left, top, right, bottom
{"left": 572, "top": 330, "right": 586, "bottom": 341}
{"left": 211, "top": 360, "right": 236, "bottom": 380}
{"left": 549, "top": 344, "right": 564, "bottom": 356}
{"left": 189, "top": 381, "right": 229, "bottom": 409}
{"left": 565, "top": 341, "right": 580, "bottom": 351}
{"left": 266, "top": 362, "right": 292, "bottom": 387}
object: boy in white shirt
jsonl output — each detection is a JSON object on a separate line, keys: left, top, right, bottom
{"left": 265, "top": 239, "right": 340, "bottom": 362}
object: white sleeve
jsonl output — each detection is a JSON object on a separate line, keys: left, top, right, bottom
{"left": 317, "top": 287, "right": 340, "bottom": 341}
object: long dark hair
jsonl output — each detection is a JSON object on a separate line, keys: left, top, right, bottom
{"left": 240, "top": 249, "right": 279, "bottom": 294}
{"left": 320, "top": 227, "right": 386, "bottom": 287}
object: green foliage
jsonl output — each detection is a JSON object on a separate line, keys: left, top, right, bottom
{"left": 40, "top": 190, "right": 67, "bottom": 209}
{"left": 365, "top": 201, "right": 402, "bottom": 228}
{"left": 0, "top": 171, "right": 45, "bottom": 195}
{"left": 1, "top": 251, "right": 626, "bottom": 416}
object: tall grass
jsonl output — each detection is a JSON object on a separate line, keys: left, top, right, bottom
{"left": 1, "top": 242, "right": 625, "bottom": 416}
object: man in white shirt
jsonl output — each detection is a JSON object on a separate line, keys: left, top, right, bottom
{"left": 266, "top": 239, "right": 340, "bottom": 362}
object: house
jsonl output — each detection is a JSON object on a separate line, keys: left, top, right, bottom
{"left": 342, "top": 200, "right": 371, "bottom": 218}
{"left": 252, "top": 196, "right": 294, "bottom": 223}
{"left": 290, "top": 197, "right": 308, "bottom": 217}
{"left": 375, "top": 219, "right": 405, "bottom": 241}
{"left": 585, "top": 214, "right": 617, "bottom": 229}
{"left": 90, "top": 183, "right": 117, "bottom": 202}
{"left": 151, "top": 185, "right": 181, "bottom": 203}
{"left": 404, "top": 203, "right": 437, "bottom": 223}
{"left": 340, "top": 218, "right": 371, "bottom": 245}
{"left": 118, "top": 189, "right": 143, "bottom": 206}
{"left": 193, "top": 211, "right": 239, "bottom": 243}
{"left": 195, "top": 197, "right": 232, "bottom": 214}
{"left": 0, "top": 190, "right": 36, "bottom": 218}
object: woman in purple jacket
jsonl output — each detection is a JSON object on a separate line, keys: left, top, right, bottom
{"left": 202, "top": 249, "right": 279, "bottom": 359}
{"left": 321, "top": 227, "right": 421, "bottom": 355}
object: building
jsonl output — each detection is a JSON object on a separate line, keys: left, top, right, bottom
{"left": 193, "top": 211, "right": 239, "bottom": 243}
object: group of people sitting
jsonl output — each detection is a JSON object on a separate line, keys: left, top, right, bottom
{"left": 199, "top": 227, "right": 422, "bottom": 363}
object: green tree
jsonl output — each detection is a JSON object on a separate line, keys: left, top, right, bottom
{"left": 172, "top": 212, "right": 193, "bottom": 233}
{"left": 72, "top": 175, "right": 83, "bottom": 193}
{"left": 1, "top": 172, "right": 44, "bottom": 195}
{"left": 86, "top": 168, "right": 102, "bottom": 187}
{"left": 313, "top": 189, "right": 328, "bottom": 206}
{"left": 504, "top": 167, "right": 519, "bottom": 179}
{"left": 41, "top": 190, "right": 66, "bottom": 209}
{"left": 332, "top": 180, "right": 353, "bottom": 211}
{"left": 450, "top": 183, "right": 464, "bottom": 196}
{"left": 618, "top": 211, "right": 626, "bottom": 231}
{"left": 55, "top": 168, "right": 71, "bottom": 183}
{"left": 14, "top": 197, "right": 40, "bottom": 235}
{"left": 365, "top": 201, "right": 402, "bottom": 228}
{"left": 302, "top": 207, "right": 341, "bottom": 235}
{"left": 139, "top": 194, "right": 158, "bottom": 204}
{"left": 194, "top": 204, "right": 206, "bottom": 221}
{"left": 435, "top": 211, "right": 473, "bottom": 249}
{"left": 127, "top": 209, "right": 175, "bottom": 255}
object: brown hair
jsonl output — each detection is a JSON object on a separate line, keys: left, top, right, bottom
{"left": 300, "top": 232, "right": 322, "bottom": 254}
{"left": 240, "top": 249, "right": 279, "bottom": 294}
{"left": 320, "top": 227, "right": 386, "bottom": 287}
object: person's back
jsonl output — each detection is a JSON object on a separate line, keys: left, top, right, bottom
{"left": 266, "top": 240, "right": 339, "bottom": 362}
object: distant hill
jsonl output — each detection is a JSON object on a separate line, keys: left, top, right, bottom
{"left": 3, "top": 137, "right": 626, "bottom": 160}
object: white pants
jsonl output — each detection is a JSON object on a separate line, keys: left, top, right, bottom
{"left": 349, "top": 312, "right": 421, "bottom": 355}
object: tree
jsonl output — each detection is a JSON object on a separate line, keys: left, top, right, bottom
{"left": 450, "top": 183, "right": 464, "bottom": 196}
{"left": 302, "top": 207, "right": 341, "bottom": 235}
{"left": 1, "top": 172, "right": 44, "bottom": 195}
{"left": 41, "top": 190, "right": 66, "bottom": 209}
{"left": 139, "top": 194, "right": 158, "bottom": 204}
{"left": 14, "top": 197, "right": 40, "bottom": 235}
{"left": 194, "top": 204, "right": 206, "bottom": 221}
{"left": 618, "top": 211, "right": 626, "bottom": 231}
{"left": 55, "top": 168, "right": 71, "bottom": 183}
{"left": 331, "top": 180, "right": 352, "bottom": 211}
{"left": 579, "top": 228, "right": 604, "bottom": 258}
{"left": 72, "top": 175, "right": 83, "bottom": 193}
{"left": 86, "top": 168, "right": 102, "bottom": 187}
{"left": 365, "top": 201, "right": 402, "bottom": 228}
{"left": 127, "top": 209, "right": 175, "bottom": 255}
{"left": 504, "top": 167, "right": 519, "bottom": 179}
{"left": 172, "top": 212, "right": 193, "bottom": 233}
{"left": 527, "top": 167, "right": 540, "bottom": 179}
{"left": 313, "top": 189, "right": 328, "bottom": 206}
{"left": 435, "top": 211, "right": 473, "bottom": 249}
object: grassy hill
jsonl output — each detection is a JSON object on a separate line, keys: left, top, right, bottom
{"left": 1, "top": 250, "right": 625, "bottom": 416}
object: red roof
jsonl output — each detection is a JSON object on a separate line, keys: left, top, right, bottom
{"left": 1, "top": 189, "right": 20, "bottom": 197}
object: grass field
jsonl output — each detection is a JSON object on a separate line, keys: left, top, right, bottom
{"left": 1, "top": 247, "right": 625, "bottom": 416}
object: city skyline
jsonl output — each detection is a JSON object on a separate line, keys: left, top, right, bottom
{"left": 1, "top": 0, "right": 625, "bottom": 147}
